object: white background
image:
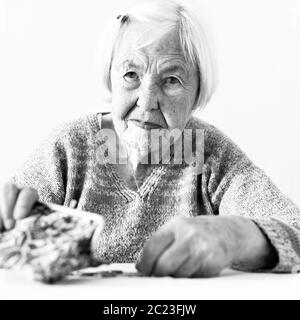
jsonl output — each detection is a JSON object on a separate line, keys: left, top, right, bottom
{"left": 0, "top": 0, "right": 300, "bottom": 206}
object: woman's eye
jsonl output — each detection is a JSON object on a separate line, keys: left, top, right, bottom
{"left": 123, "top": 72, "right": 139, "bottom": 82}
{"left": 164, "top": 76, "right": 181, "bottom": 85}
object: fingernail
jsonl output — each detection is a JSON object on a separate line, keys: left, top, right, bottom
{"left": 4, "top": 219, "right": 15, "bottom": 230}
{"left": 135, "top": 263, "right": 141, "bottom": 271}
{"left": 13, "top": 210, "right": 24, "bottom": 220}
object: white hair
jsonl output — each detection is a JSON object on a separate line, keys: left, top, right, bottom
{"left": 97, "top": 0, "right": 218, "bottom": 110}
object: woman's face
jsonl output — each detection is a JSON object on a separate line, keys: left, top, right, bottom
{"left": 110, "top": 21, "right": 199, "bottom": 154}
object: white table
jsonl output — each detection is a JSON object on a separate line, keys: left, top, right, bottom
{"left": 0, "top": 263, "right": 300, "bottom": 300}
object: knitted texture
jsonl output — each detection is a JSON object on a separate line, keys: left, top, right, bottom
{"left": 11, "top": 113, "right": 300, "bottom": 272}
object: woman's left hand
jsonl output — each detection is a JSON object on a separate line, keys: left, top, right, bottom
{"left": 136, "top": 215, "right": 239, "bottom": 278}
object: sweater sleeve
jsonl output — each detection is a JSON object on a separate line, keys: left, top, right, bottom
{"left": 202, "top": 123, "right": 300, "bottom": 273}
{"left": 10, "top": 125, "right": 67, "bottom": 205}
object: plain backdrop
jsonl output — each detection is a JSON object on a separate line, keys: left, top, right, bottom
{"left": 0, "top": 0, "right": 300, "bottom": 206}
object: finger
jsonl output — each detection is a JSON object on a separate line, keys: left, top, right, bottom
{"left": 172, "top": 256, "right": 205, "bottom": 278}
{"left": 13, "top": 188, "right": 39, "bottom": 220}
{"left": 90, "top": 219, "right": 105, "bottom": 254}
{"left": 170, "top": 242, "right": 210, "bottom": 278}
{"left": 174, "top": 251, "right": 220, "bottom": 278}
{"left": 152, "top": 241, "right": 190, "bottom": 277}
{"left": 192, "top": 265, "right": 222, "bottom": 278}
{"left": 136, "top": 230, "right": 175, "bottom": 276}
{"left": 0, "top": 182, "right": 19, "bottom": 230}
{"left": 0, "top": 214, "right": 3, "bottom": 232}
{"left": 191, "top": 250, "right": 229, "bottom": 278}
{"left": 191, "top": 260, "right": 222, "bottom": 278}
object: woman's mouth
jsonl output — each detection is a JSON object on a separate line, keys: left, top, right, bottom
{"left": 129, "top": 120, "right": 162, "bottom": 130}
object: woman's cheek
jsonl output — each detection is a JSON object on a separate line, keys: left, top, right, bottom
{"left": 112, "top": 89, "right": 135, "bottom": 120}
{"left": 162, "top": 96, "right": 193, "bottom": 130}
{"left": 111, "top": 76, "right": 128, "bottom": 116}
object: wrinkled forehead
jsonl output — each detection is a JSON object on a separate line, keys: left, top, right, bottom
{"left": 114, "top": 21, "right": 185, "bottom": 63}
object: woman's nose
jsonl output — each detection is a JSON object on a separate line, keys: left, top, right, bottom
{"left": 137, "top": 80, "right": 160, "bottom": 111}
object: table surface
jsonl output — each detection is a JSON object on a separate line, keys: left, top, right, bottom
{"left": 1, "top": 263, "right": 300, "bottom": 300}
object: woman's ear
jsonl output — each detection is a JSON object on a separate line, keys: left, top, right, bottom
{"left": 191, "top": 105, "right": 200, "bottom": 116}
{"left": 192, "top": 69, "right": 201, "bottom": 111}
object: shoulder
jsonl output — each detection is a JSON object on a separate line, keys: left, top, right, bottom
{"left": 187, "top": 115, "right": 252, "bottom": 167}
{"left": 187, "top": 115, "right": 229, "bottom": 140}
{"left": 187, "top": 115, "right": 234, "bottom": 148}
{"left": 43, "top": 113, "right": 101, "bottom": 151}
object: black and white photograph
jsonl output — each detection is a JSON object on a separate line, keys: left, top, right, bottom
{"left": 0, "top": 0, "right": 300, "bottom": 303}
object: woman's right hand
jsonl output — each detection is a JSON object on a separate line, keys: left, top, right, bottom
{"left": 0, "top": 182, "right": 39, "bottom": 232}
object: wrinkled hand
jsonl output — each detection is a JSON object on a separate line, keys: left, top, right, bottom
{"left": 136, "top": 215, "right": 238, "bottom": 278}
{"left": 0, "top": 182, "right": 39, "bottom": 232}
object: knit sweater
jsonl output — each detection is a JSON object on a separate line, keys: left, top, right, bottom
{"left": 11, "top": 112, "right": 300, "bottom": 272}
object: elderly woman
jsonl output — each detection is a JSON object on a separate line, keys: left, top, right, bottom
{"left": 1, "top": 0, "right": 300, "bottom": 278}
